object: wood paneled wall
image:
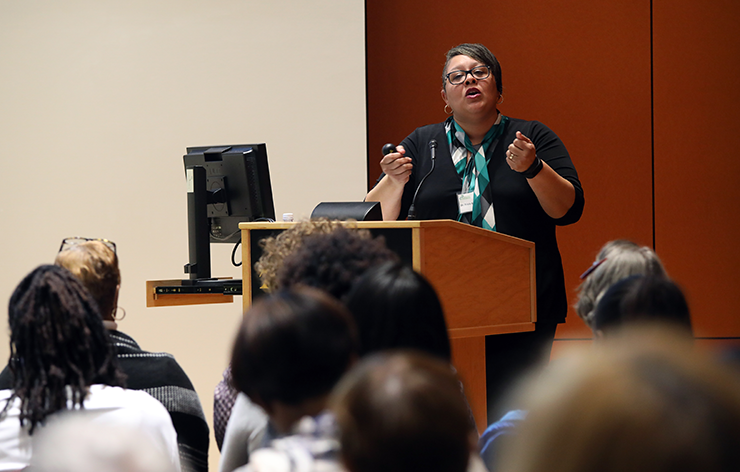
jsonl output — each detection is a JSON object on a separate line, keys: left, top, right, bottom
{"left": 652, "top": 0, "right": 740, "bottom": 338}
{"left": 366, "top": 0, "right": 739, "bottom": 354}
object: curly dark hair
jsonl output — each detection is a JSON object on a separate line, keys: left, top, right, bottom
{"left": 1, "top": 265, "right": 125, "bottom": 434}
{"left": 276, "top": 226, "right": 398, "bottom": 302}
{"left": 254, "top": 218, "right": 343, "bottom": 293}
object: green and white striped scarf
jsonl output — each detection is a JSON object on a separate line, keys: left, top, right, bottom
{"left": 444, "top": 115, "right": 509, "bottom": 230}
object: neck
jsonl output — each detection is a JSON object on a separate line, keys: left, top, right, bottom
{"left": 454, "top": 110, "right": 500, "bottom": 144}
{"left": 269, "top": 395, "right": 328, "bottom": 434}
{"left": 103, "top": 320, "right": 118, "bottom": 331}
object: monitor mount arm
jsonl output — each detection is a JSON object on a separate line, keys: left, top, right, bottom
{"left": 184, "top": 165, "right": 226, "bottom": 281}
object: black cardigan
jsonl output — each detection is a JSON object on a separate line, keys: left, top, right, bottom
{"left": 386, "top": 117, "right": 584, "bottom": 324}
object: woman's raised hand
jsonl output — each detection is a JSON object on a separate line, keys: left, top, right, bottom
{"left": 380, "top": 145, "right": 413, "bottom": 186}
{"left": 506, "top": 131, "right": 537, "bottom": 172}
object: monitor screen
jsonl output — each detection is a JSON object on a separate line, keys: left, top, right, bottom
{"left": 183, "top": 144, "right": 275, "bottom": 244}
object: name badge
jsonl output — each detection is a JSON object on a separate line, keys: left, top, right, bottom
{"left": 457, "top": 192, "right": 474, "bottom": 214}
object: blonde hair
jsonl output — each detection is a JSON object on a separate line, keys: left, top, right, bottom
{"left": 575, "top": 240, "right": 666, "bottom": 329}
{"left": 55, "top": 241, "right": 120, "bottom": 319}
{"left": 497, "top": 325, "right": 740, "bottom": 472}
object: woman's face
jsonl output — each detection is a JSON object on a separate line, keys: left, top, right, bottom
{"left": 441, "top": 54, "right": 500, "bottom": 123}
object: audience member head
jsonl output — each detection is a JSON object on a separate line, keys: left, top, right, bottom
{"left": 277, "top": 226, "right": 398, "bottom": 302}
{"left": 32, "top": 415, "right": 177, "bottom": 472}
{"left": 331, "top": 351, "right": 473, "bottom": 472}
{"left": 496, "top": 327, "right": 740, "bottom": 472}
{"left": 55, "top": 238, "right": 120, "bottom": 321}
{"left": 345, "top": 261, "right": 451, "bottom": 361}
{"left": 230, "top": 286, "right": 357, "bottom": 432}
{"left": 2, "top": 265, "right": 125, "bottom": 433}
{"left": 593, "top": 275, "right": 692, "bottom": 337}
{"left": 575, "top": 240, "right": 666, "bottom": 329}
{"left": 255, "top": 218, "right": 342, "bottom": 293}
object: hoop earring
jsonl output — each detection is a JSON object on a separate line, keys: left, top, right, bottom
{"left": 444, "top": 104, "right": 452, "bottom": 115}
{"left": 112, "top": 306, "right": 126, "bottom": 321}
{"left": 498, "top": 95, "right": 504, "bottom": 105}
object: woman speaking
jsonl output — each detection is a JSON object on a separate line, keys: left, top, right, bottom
{"left": 366, "top": 43, "right": 584, "bottom": 422}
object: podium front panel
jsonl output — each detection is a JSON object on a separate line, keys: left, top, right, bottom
{"left": 246, "top": 226, "right": 414, "bottom": 303}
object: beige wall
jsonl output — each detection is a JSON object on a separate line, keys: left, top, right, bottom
{"left": 0, "top": 1, "right": 366, "bottom": 469}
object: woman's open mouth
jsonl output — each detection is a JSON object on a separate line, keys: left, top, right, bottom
{"left": 466, "top": 87, "right": 481, "bottom": 98}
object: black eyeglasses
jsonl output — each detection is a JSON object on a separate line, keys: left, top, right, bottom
{"left": 59, "top": 237, "right": 117, "bottom": 254}
{"left": 445, "top": 65, "right": 491, "bottom": 85}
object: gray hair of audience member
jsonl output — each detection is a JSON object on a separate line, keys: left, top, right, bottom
{"left": 575, "top": 240, "right": 666, "bottom": 329}
{"left": 495, "top": 326, "right": 740, "bottom": 472}
{"left": 592, "top": 275, "right": 693, "bottom": 336}
{"left": 31, "top": 415, "right": 177, "bottom": 472}
{"left": 331, "top": 350, "right": 473, "bottom": 472}
{"left": 277, "top": 225, "right": 398, "bottom": 303}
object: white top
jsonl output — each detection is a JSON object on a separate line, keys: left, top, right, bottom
{"left": 219, "top": 392, "right": 270, "bottom": 472}
{"left": 233, "top": 412, "right": 342, "bottom": 472}
{"left": 0, "top": 385, "right": 181, "bottom": 472}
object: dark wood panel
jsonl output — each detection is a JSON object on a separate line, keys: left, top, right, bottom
{"left": 653, "top": 0, "right": 740, "bottom": 337}
{"left": 366, "top": 0, "right": 654, "bottom": 339}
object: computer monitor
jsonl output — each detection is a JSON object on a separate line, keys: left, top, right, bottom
{"left": 183, "top": 144, "right": 275, "bottom": 280}
{"left": 184, "top": 144, "right": 275, "bottom": 242}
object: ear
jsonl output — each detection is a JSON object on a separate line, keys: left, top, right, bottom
{"left": 440, "top": 87, "right": 448, "bottom": 105}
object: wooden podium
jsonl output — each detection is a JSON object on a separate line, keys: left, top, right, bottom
{"left": 240, "top": 220, "right": 536, "bottom": 432}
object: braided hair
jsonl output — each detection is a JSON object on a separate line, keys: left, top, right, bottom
{"left": 1, "top": 265, "right": 125, "bottom": 434}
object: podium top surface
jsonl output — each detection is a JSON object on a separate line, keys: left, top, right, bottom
{"left": 239, "top": 219, "right": 534, "bottom": 248}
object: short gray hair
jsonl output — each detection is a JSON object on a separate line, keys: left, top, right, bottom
{"left": 575, "top": 240, "right": 666, "bottom": 329}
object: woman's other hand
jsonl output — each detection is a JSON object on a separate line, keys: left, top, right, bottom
{"left": 506, "top": 131, "right": 576, "bottom": 219}
{"left": 380, "top": 145, "right": 413, "bottom": 186}
{"left": 506, "top": 131, "right": 537, "bottom": 172}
